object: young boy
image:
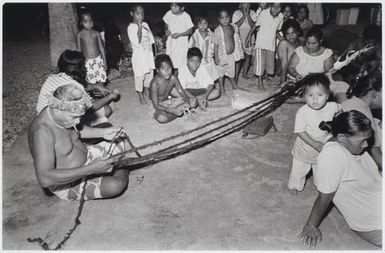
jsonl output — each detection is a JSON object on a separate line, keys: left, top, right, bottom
{"left": 246, "top": 3, "right": 284, "bottom": 89}
{"left": 127, "top": 5, "right": 155, "bottom": 104}
{"left": 178, "top": 47, "right": 220, "bottom": 110}
{"left": 163, "top": 3, "right": 194, "bottom": 76}
{"left": 212, "top": 9, "right": 244, "bottom": 95}
{"left": 150, "top": 54, "right": 192, "bottom": 124}
{"left": 232, "top": 3, "right": 258, "bottom": 81}
{"left": 189, "top": 14, "right": 220, "bottom": 84}
{"left": 77, "top": 12, "right": 107, "bottom": 84}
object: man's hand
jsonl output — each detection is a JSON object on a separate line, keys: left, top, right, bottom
{"left": 102, "top": 127, "right": 126, "bottom": 141}
{"left": 89, "top": 155, "right": 123, "bottom": 174}
{"left": 165, "top": 29, "right": 171, "bottom": 37}
{"left": 299, "top": 224, "right": 322, "bottom": 248}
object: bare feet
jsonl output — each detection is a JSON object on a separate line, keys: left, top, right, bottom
{"left": 138, "top": 93, "right": 147, "bottom": 105}
{"left": 242, "top": 74, "right": 250, "bottom": 80}
{"left": 139, "top": 97, "right": 147, "bottom": 105}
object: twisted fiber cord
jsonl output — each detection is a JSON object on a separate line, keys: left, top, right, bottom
{"left": 27, "top": 180, "right": 88, "bottom": 250}
{"left": 116, "top": 83, "right": 297, "bottom": 168}
{"left": 24, "top": 47, "right": 366, "bottom": 250}
{"left": 111, "top": 82, "right": 293, "bottom": 160}
{"left": 25, "top": 79, "right": 298, "bottom": 251}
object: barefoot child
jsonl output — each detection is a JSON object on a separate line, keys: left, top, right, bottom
{"left": 127, "top": 5, "right": 155, "bottom": 104}
{"left": 178, "top": 47, "right": 220, "bottom": 110}
{"left": 288, "top": 73, "right": 341, "bottom": 192}
{"left": 246, "top": 3, "right": 284, "bottom": 89}
{"left": 212, "top": 9, "right": 244, "bottom": 95}
{"left": 150, "top": 54, "right": 192, "bottom": 124}
{"left": 232, "top": 3, "right": 258, "bottom": 82}
{"left": 163, "top": 3, "right": 194, "bottom": 76}
{"left": 77, "top": 12, "right": 107, "bottom": 84}
{"left": 189, "top": 14, "right": 220, "bottom": 84}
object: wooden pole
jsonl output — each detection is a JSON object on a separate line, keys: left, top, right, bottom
{"left": 48, "top": 3, "right": 78, "bottom": 70}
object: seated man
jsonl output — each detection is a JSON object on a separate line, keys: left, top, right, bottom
{"left": 29, "top": 84, "right": 128, "bottom": 201}
{"left": 150, "top": 54, "right": 193, "bottom": 124}
{"left": 178, "top": 47, "right": 220, "bottom": 110}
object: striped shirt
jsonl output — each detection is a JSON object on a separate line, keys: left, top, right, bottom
{"left": 36, "top": 73, "right": 85, "bottom": 114}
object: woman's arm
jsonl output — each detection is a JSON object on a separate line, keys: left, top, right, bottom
{"left": 299, "top": 191, "right": 335, "bottom": 248}
{"left": 288, "top": 52, "right": 303, "bottom": 80}
{"left": 323, "top": 54, "right": 335, "bottom": 73}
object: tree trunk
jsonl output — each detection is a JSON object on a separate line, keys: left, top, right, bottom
{"left": 48, "top": 3, "right": 78, "bottom": 69}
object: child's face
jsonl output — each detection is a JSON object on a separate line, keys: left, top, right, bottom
{"left": 171, "top": 3, "right": 183, "bottom": 14}
{"left": 283, "top": 6, "right": 292, "bottom": 19}
{"left": 197, "top": 19, "right": 208, "bottom": 32}
{"left": 270, "top": 3, "right": 282, "bottom": 17}
{"left": 131, "top": 6, "right": 144, "bottom": 22}
{"left": 297, "top": 8, "right": 307, "bottom": 21}
{"left": 187, "top": 56, "right": 201, "bottom": 74}
{"left": 157, "top": 62, "right": 173, "bottom": 80}
{"left": 81, "top": 14, "right": 93, "bottom": 30}
{"left": 218, "top": 11, "right": 230, "bottom": 26}
{"left": 259, "top": 3, "right": 268, "bottom": 10}
{"left": 284, "top": 27, "right": 298, "bottom": 43}
{"left": 240, "top": 3, "right": 250, "bottom": 11}
{"left": 304, "top": 84, "right": 329, "bottom": 110}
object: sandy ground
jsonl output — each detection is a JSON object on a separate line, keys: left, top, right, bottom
{"left": 2, "top": 47, "right": 379, "bottom": 250}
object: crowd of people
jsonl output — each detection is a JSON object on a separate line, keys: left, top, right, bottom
{"left": 28, "top": 2, "right": 382, "bottom": 249}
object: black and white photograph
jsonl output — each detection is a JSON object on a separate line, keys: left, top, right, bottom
{"left": 2, "top": 1, "right": 383, "bottom": 251}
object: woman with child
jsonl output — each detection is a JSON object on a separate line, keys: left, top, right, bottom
{"left": 300, "top": 110, "right": 382, "bottom": 248}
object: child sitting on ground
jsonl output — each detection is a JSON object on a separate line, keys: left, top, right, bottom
{"left": 189, "top": 13, "right": 220, "bottom": 85}
{"left": 289, "top": 73, "right": 341, "bottom": 193}
{"left": 178, "top": 47, "right": 220, "bottom": 110}
{"left": 163, "top": 3, "right": 194, "bottom": 76}
{"left": 150, "top": 54, "right": 193, "bottom": 124}
{"left": 77, "top": 11, "right": 107, "bottom": 85}
{"left": 127, "top": 5, "right": 155, "bottom": 104}
{"left": 246, "top": 3, "right": 284, "bottom": 90}
{"left": 212, "top": 8, "right": 244, "bottom": 95}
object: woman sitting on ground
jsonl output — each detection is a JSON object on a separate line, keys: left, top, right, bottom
{"left": 341, "top": 71, "right": 382, "bottom": 169}
{"left": 36, "top": 50, "right": 120, "bottom": 126}
{"left": 287, "top": 27, "right": 333, "bottom": 81}
{"left": 300, "top": 110, "right": 382, "bottom": 248}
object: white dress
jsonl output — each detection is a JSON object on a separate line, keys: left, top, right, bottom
{"left": 163, "top": 10, "right": 194, "bottom": 69}
{"left": 127, "top": 22, "right": 155, "bottom": 77}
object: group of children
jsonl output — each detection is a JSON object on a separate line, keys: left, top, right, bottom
{"left": 74, "top": 4, "right": 382, "bottom": 193}
{"left": 74, "top": 3, "right": 319, "bottom": 122}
